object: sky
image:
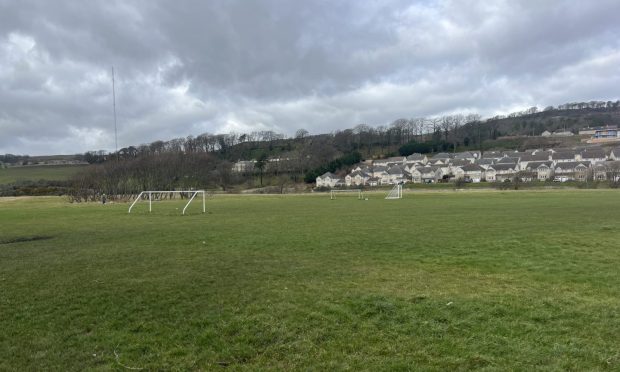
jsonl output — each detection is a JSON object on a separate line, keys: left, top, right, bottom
{"left": 1, "top": 1, "right": 619, "bottom": 155}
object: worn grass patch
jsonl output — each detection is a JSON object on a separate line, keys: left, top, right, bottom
{"left": 1, "top": 191, "right": 619, "bottom": 370}
{"left": 0, "top": 235, "right": 54, "bottom": 245}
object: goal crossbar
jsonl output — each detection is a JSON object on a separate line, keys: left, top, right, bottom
{"left": 330, "top": 189, "right": 363, "bottom": 200}
{"left": 128, "top": 190, "right": 206, "bottom": 215}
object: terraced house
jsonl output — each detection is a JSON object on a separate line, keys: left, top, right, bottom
{"left": 318, "top": 146, "right": 618, "bottom": 187}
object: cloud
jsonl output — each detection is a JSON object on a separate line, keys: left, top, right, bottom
{"left": 0, "top": 0, "right": 619, "bottom": 155}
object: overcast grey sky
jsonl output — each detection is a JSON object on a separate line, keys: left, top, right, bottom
{"left": 1, "top": 0, "right": 619, "bottom": 155}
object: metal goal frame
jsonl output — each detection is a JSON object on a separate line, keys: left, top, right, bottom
{"left": 330, "top": 189, "right": 363, "bottom": 200}
{"left": 385, "top": 184, "right": 403, "bottom": 199}
{"left": 128, "top": 190, "right": 206, "bottom": 215}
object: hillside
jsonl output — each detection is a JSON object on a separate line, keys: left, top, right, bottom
{"left": 4, "top": 100, "right": 620, "bottom": 195}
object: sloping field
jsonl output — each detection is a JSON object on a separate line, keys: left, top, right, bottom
{"left": 1, "top": 191, "right": 619, "bottom": 370}
{"left": 0, "top": 165, "right": 87, "bottom": 184}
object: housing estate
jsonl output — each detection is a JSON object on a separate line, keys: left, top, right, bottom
{"left": 320, "top": 146, "right": 620, "bottom": 187}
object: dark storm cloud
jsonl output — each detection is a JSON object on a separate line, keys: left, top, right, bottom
{"left": 0, "top": 0, "right": 619, "bottom": 155}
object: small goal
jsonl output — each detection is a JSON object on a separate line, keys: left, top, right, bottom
{"left": 330, "top": 189, "right": 363, "bottom": 200}
{"left": 128, "top": 190, "right": 206, "bottom": 215}
{"left": 385, "top": 184, "right": 403, "bottom": 199}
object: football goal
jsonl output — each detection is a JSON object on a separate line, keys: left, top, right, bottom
{"left": 128, "top": 190, "right": 206, "bottom": 215}
{"left": 330, "top": 189, "right": 363, "bottom": 200}
{"left": 385, "top": 184, "right": 403, "bottom": 199}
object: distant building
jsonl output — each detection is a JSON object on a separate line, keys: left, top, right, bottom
{"left": 316, "top": 172, "right": 343, "bottom": 188}
{"left": 232, "top": 160, "right": 255, "bottom": 173}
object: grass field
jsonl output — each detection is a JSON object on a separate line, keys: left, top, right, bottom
{"left": 1, "top": 191, "right": 620, "bottom": 370}
{"left": 0, "top": 165, "right": 87, "bottom": 184}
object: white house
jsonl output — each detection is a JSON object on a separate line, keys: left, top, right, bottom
{"left": 420, "top": 166, "right": 440, "bottom": 183}
{"left": 345, "top": 170, "right": 371, "bottom": 186}
{"left": 232, "top": 160, "right": 255, "bottom": 173}
{"left": 454, "top": 164, "right": 485, "bottom": 182}
{"left": 409, "top": 168, "right": 423, "bottom": 183}
{"left": 384, "top": 165, "right": 406, "bottom": 184}
{"left": 486, "top": 163, "right": 517, "bottom": 182}
{"left": 316, "top": 172, "right": 342, "bottom": 187}
{"left": 553, "top": 161, "right": 591, "bottom": 181}
{"left": 524, "top": 161, "right": 554, "bottom": 181}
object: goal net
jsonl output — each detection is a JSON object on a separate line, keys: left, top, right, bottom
{"left": 385, "top": 184, "right": 402, "bottom": 199}
{"left": 330, "top": 189, "right": 363, "bottom": 200}
{"left": 128, "top": 190, "right": 206, "bottom": 215}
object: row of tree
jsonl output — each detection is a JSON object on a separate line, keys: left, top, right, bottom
{"left": 69, "top": 99, "right": 619, "bottom": 196}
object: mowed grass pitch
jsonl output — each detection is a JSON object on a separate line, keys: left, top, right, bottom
{"left": 1, "top": 191, "right": 619, "bottom": 370}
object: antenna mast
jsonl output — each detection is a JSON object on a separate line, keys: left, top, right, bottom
{"left": 112, "top": 66, "right": 118, "bottom": 157}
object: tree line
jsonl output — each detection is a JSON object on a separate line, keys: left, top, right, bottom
{"left": 61, "top": 98, "right": 618, "bottom": 198}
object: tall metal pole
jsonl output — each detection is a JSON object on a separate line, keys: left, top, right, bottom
{"left": 112, "top": 66, "right": 118, "bottom": 158}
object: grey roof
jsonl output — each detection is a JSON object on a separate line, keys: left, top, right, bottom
{"left": 581, "top": 148, "right": 606, "bottom": 159}
{"left": 432, "top": 152, "right": 452, "bottom": 159}
{"left": 387, "top": 165, "right": 404, "bottom": 175}
{"left": 320, "top": 172, "right": 336, "bottom": 178}
{"left": 348, "top": 170, "right": 370, "bottom": 178}
{"left": 420, "top": 166, "right": 440, "bottom": 174}
{"left": 372, "top": 165, "right": 388, "bottom": 172}
{"left": 476, "top": 158, "right": 495, "bottom": 165}
{"left": 387, "top": 156, "right": 405, "bottom": 162}
{"left": 459, "top": 164, "right": 485, "bottom": 172}
{"left": 454, "top": 152, "right": 474, "bottom": 159}
{"left": 525, "top": 161, "right": 553, "bottom": 169}
{"left": 552, "top": 151, "right": 577, "bottom": 160}
{"left": 555, "top": 161, "right": 591, "bottom": 170}
{"left": 520, "top": 153, "right": 551, "bottom": 162}
{"left": 497, "top": 156, "right": 520, "bottom": 164}
{"left": 482, "top": 151, "right": 502, "bottom": 159}
{"left": 406, "top": 153, "right": 426, "bottom": 161}
{"left": 450, "top": 159, "right": 471, "bottom": 166}
{"left": 488, "top": 163, "right": 517, "bottom": 171}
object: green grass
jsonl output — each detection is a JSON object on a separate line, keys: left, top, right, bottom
{"left": 1, "top": 191, "right": 620, "bottom": 370}
{"left": 0, "top": 165, "right": 87, "bottom": 184}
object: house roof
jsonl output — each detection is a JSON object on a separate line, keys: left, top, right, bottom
{"left": 488, "top": 164, "right": 516, "bottom": 171}
{"left": 525, "top": 161, "right": 553, "bottom": 169}
{"left": 520, "top": 153, "right": 550, "bottom": 162}
{"left": 319, "top": 172, "right": 336, "bottom": 178}
{"left": 348, "top": 170, "right": 370, "bottom": 178}
{"left": 497, "top": 156, "right": 520, "bottom": 164}
{"left": 420, "top": 166, "right": 439, "bottom": 174}
{"left": 555, "top": 161, "right": 591, "bottom": 170}
{"left": 476, "top": 158, "right": 495, "bottom": 165}
{"left": 450, "top": 159, "right": 471, "bottom": 166}
{"left": 458, "top": 164, "right": 485, "bottom": 172}
{"left": 387, "top": 165, "right": 404, "bottom": 175}
{"left": 432, "top": 152, "right": 452, "bottom": 159}
{"left": 581, "top": 148, "right": 606, "bottom": 159}
{"left": 454, "top": 152, "right": 474, "bottom": 159}
{"left": 406, "top": 153, "right": 426, "bottom": 161}
{"left": 552, "top": 151, "right": 577, "bottom": 160}
{"left": 482, "top": 151, "right": 502, "bottom": 159}
{"left": 387, "top": 156, "right": 405, "bottom": 162}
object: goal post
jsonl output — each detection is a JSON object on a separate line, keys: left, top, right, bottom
{"left": 128, "top": 190, "right": 206, "bottom": 215}
{"left": 385, "top": 184, "right": 402, "bottom": 199}
{"left": 330, "top": 189, "right": 363, "bottom": 200}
